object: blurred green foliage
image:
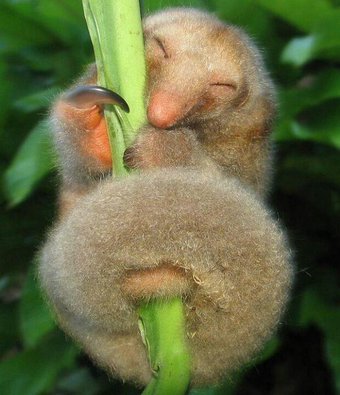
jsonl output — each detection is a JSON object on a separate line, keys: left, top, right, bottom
{"left": 0, "top": 0, "right": 339, "bottom": 394}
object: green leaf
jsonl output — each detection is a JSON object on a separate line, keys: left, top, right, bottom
{"left": 189, "top": 387, "right": 231, "bottom": 395}
{"left": 143, "top": 0, "right": 207, "bottom": 12}
{"left": 0, "top": 301, "right": 20, "bottom": 355}
{"left": 20, "top": 47, "right": 89, "bottom": 79}
{"left": 189, "top": 371, "right": 243, "bottom": 395}
{"left": 297, "top": 288, "right": 340, "bottom": 392}
{"left": 14, "top": 87, "right": 60, "bottom": 113}
{"left": 281, "top": 35, "right": 317, "bottom": 67}
{"left": 0, "top": 276, "right": 10, "bottom": 293}
{"left": 278, "top": 149, "right": 340, "bottom": 190}
{"left": 3, "top": 120, "right": 55, "bottom": 207}
{"left": 0, "top": 63, "right": 10, "bottom": 131}
{"left": 292, "top": 116, "right": 340, "bottom": 149}
{"left": 0, "top": 3, "right": 53, "bottom": 50}
{"left": 281, "top": 11, "right": 340, "bottom": 66}
{"left": 0, "top": 330, "right": 78, "bottom": 395}
{"left": 276, "top": 76, "right": 340, "bottom": 149}
{"left": 280, "top": 69, "right": 340, "bottom": 117}
{"left": 208, "top": 0, "right": 276, "bottom": 41}
{"left": 189, "top": 384, "right": 238, "bottom": 395}
{"left": 56, "top": 368, "right": 102, "bottom": 395}
{"left": 4, "top": 0, "right": 86, "bottom": 45}
{"left": 19, "top": 266, "right": 56, "bottom": 348}
{"left": 275, "top": 119, "right": 340, "bottom": 148}
{"left": 255, "top": 0, "right": 333, "bottom": 33}
{"left": 291, "top": 99, "right": 340, "bottom": 149}
{"left": 314, "top": 11, "right": 340, "bottom": 57}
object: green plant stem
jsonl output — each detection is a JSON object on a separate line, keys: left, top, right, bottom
{"left": 82, "top": 2, "right": 191, "bottom": 394}
{"left": 82, "top": 0, "right": 146, "bottom": 176}
{"left": 139, "top": 298, "right": 191, "bottom": 395}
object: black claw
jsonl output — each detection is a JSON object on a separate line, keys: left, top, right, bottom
{"left": 63, "top": 85, "right": 130, "bottom": 113}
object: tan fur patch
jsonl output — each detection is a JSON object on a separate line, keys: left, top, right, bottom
{"left": 39, "top": 169, "right": 293, "bottom": 387}
{"left": 122, "top": 264, "right": 191, "bottom": 299}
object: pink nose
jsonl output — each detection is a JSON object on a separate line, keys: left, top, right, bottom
{"left": 147, "top": 91, "right": 184, "bottom": 129}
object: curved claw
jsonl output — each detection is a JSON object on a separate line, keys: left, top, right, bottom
{"left": 63, "top": 85, "right": 130, "bottom": 113}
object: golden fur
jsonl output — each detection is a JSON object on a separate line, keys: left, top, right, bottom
{"left": 39, "top": 8, "right": 292, "bottom": 389}
{"left": 40, "top": 170, "right": 293, "bottom": 386}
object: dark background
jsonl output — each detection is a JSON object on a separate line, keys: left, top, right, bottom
{"left": 0, "top": 1, "right": 339, "bottom": 394}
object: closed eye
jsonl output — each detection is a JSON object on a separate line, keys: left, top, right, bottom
{"left": 154, "top": 36, "right": 170, "bottom": 59}
{"left": 210, "top": 82, "right": 237, "bottom": 90}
